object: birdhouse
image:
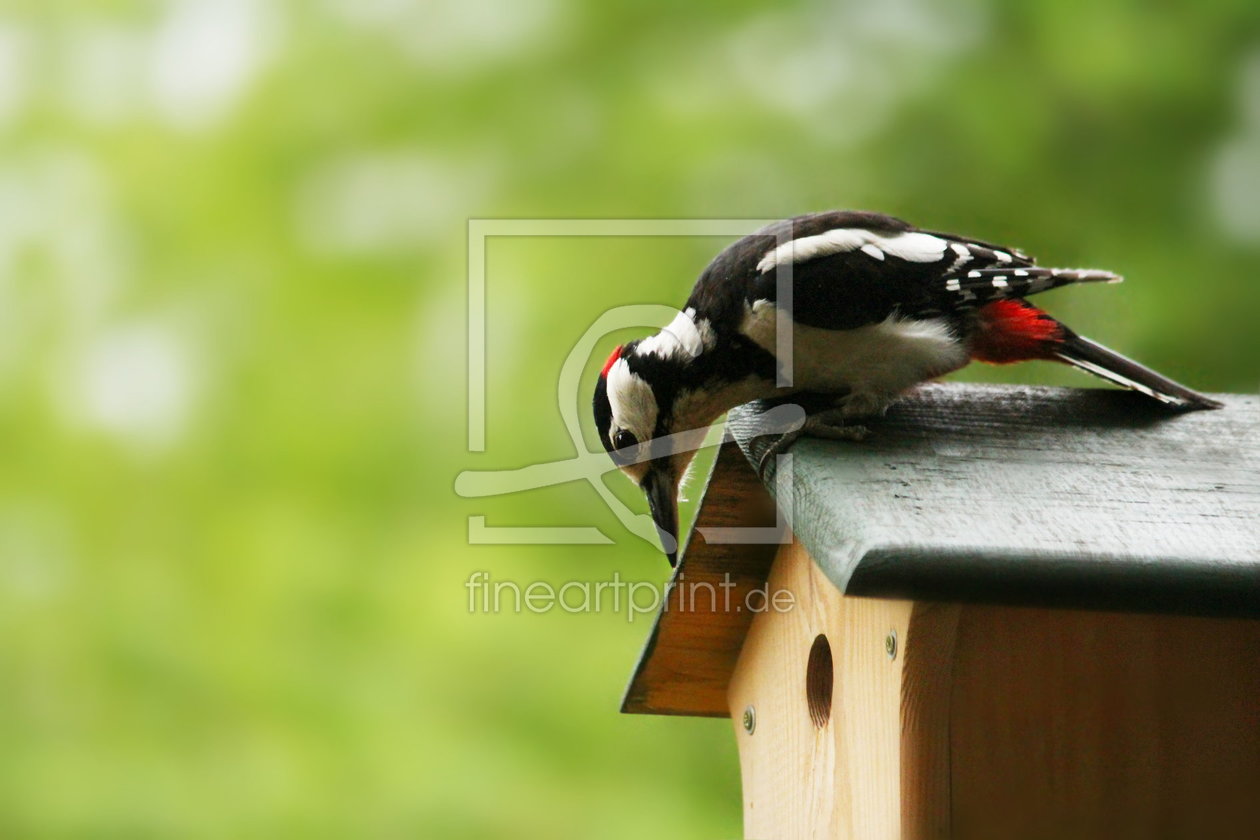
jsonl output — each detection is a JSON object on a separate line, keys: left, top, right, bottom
{"left": 622, "top": 384, "right": 1260, "bottom": 840}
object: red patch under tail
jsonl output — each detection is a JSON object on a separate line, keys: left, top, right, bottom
{"left": 970, "top": 300, "right": 1065, "bottom": 364}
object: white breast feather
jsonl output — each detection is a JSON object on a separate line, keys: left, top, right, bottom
{"left": 740, "top": 304, "right": 968, "bottom": 395}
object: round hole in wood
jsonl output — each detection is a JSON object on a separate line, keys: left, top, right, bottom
{"left": 806, "top": 633, "right": 833, "bottom": 728}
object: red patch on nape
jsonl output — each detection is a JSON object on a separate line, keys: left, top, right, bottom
{"left": 599, "top": 345, "right": 623, "bottom": 379}
{"left": 971, "top": 300, "right": 1065, "bottom": 364}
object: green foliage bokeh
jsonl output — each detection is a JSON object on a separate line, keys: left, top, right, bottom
{"left": 0, "top": 0, "right": 1257, "bottom": 837}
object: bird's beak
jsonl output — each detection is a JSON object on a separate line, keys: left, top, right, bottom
{"left": 643, "top": 464, "right": 679, "bottom": 567}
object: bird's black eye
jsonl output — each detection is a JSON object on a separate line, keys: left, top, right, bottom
{"left": 613, "top": 429, "right": 637, "bottom": 451}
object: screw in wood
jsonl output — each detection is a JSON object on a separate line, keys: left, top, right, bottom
{"left": 885, "top": 629, "right": 898, "bottom": 660}
{"left": 742, "top": 705, "right": 756, "bottom": 734}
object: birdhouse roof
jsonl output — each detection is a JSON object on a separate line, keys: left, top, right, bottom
{"left": 622, "top": 384, "right": 1259, "bottom": 717}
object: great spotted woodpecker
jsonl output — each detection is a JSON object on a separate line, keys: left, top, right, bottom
{"left": 592, "top": 211, "right": 1221, "bottom": 566}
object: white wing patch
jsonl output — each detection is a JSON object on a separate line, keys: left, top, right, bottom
{"left": 756, "top": 228, "right": 949, "bottom": 274}
{"left": 606, "top": 358, "right": 658, "bottom": 442}
{"left": 634, "top": 307, "right": 715, "bottom": 361}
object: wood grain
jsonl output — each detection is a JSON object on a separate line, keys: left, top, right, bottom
{"left": 621, "top": 439, "right": 780, "bottom": 716}
{"left": 724, "top": 557, "right": 1260, "bottom": 839}
{"left": 727, "top": 538, "right": 913, "bottom": 840}
{"left": 900, "top": 603, "right": 961, "bottom": 839}
{"left": 948, "top": 604, "right": 1260, "bottom": 840}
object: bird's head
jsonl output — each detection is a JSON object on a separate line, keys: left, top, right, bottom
{"left": 591, "top": 314, "right": 719, "bottom": 566}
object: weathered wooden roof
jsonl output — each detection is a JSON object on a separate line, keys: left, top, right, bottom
{"left": 623, "top": 384, "right": 1259, "bottom": 717}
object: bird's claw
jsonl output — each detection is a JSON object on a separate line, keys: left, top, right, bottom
{"left": 756, "top": 410, "right": 872, "bottom": 478}
{"left": 757, "top": 428, "right": 802, "bottom": 477}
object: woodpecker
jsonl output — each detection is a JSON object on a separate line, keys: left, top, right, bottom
{"left": 592, "top": 211, "right": 1221, "bottom": 566}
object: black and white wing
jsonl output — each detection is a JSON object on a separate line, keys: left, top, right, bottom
{"left": 687, "top": 211, "right": 1118, "bottom": 332}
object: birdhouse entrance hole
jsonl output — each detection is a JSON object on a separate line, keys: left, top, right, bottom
{"left": 805, "top": 634, "right": 833, "bottom": 728}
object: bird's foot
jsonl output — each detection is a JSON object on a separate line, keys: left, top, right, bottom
{"left": 757, "top": 408, "right": 872, "bottom": 476}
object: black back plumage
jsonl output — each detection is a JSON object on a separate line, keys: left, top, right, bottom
{"left": 684, "top": 211, "right": 1114, "bottom": 332}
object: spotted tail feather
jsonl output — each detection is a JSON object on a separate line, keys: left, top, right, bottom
{"left": 1055, "top": 334, "right": 1223, "bottom": 410}
{"left": 944, "top": 267, "right": 1120, "bottom": 308}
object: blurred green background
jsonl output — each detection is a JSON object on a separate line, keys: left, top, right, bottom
{"left": 0, "top": 0, "right": 1257, "bottom": 837}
